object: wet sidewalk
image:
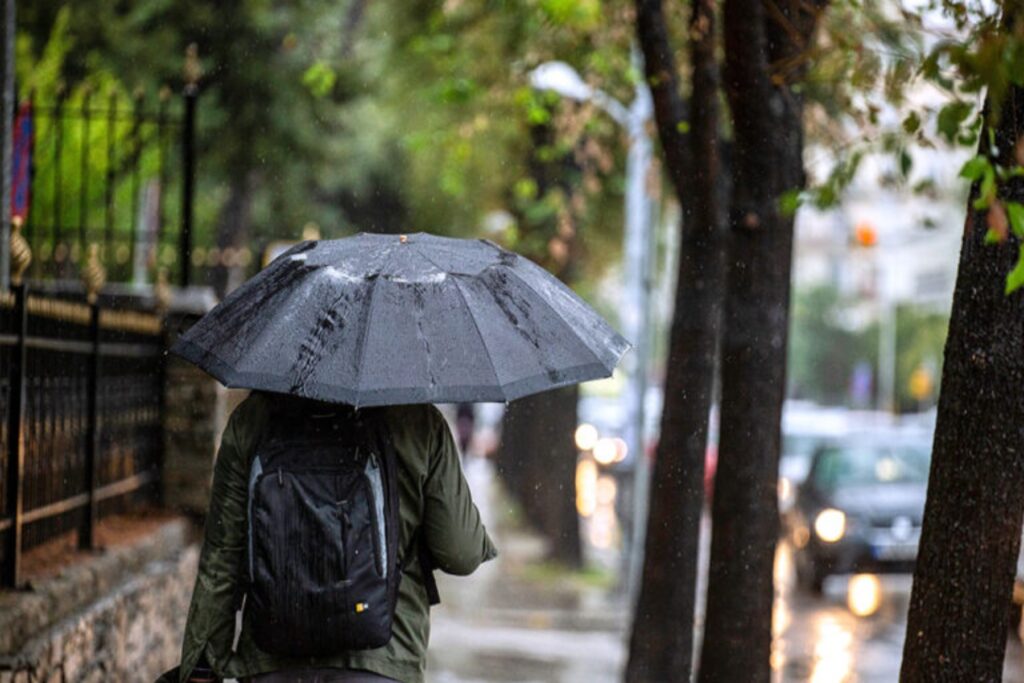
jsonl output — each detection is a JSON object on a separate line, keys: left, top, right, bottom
{"left": 427, "top": 458, "right": 628, "bottom": 683}
{"left": 427, "top": 458, "right": 1024, "bottom": 683}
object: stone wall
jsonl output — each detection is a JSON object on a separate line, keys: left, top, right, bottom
{"left": 161, "top": 294, "right": 250, "bottom": 517}
{"left": 161, "top": 293, "right": 229, "bottom": 516}
{"left": 0, "top": 287, "right": 243, "bottom": 683}
{"left": 0, "top": 289, "right": 228, "bottom": 682}
{"left": 0, "top": 520, "right": 198, "bottom": 683}
{"left": 162, "top": 353, "right": 229, "bottom": 515}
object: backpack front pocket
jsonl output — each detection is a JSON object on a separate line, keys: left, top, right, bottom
{"left": 250, "top": 467, "right": 365, "bottom": 656}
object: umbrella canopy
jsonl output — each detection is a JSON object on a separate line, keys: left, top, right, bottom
{"left": 172, "top": 232, "right": 630, "bottom": 407}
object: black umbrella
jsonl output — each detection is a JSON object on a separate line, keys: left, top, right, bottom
{"left": 172, "top": 232, "right": 630, "bottom": 407}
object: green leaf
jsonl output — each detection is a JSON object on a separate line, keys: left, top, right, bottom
{"left": 301, "top": 61, "right": 336, "bottom": 98}
{"left": 972, "top": 166, "right": 997, "bottom": 209}
{"left": 920, "top": 51, "right": 941, "bottom": 81}
{"left": 514, "top": 178, "right": 538, "bottom": 200}
{"left": 959, "top": 155, "right": 990, "bottom": 181}
{"left": 812, "top": 185, "right": 838, "bottom": 209}
{"left": 437, "top": 77, "right": 479, "bottom": 105}
{"left": 899, "top": 149, "right": 913, "bottom": 178}
{"left": 1007, "top": 202, "right": 1024, "bottom": 238}
{"left": 1005, "top": 245, "right": 1024, "bottom": 295}
{"left": 913, "top": 178, "right": 937, "bottom": 195}
{"left": 779, "top": 189, "right": 803, "bottom": 217}
{"left": 958, "top": 129, "right": 980, "bottom": 147}
{"left": 937, "top": 101, "right": 973, "bottom": 142}
{"left": 540, "top": 0, "right": 601, "bottom": 28}
{"left": 676, "top": 120, "right": 691, "bottom": 134}
{"left": 902, "top": 112, "right": 921, "bottom": 134}
{"left": 985, "top": 228, "right": 1003, "bottom": 244}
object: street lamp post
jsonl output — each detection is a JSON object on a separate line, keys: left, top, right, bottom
{"left": 529, "top": 58, "right": 655, "bottom": 599}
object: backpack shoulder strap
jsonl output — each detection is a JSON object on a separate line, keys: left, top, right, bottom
{"left": 398, "top": 527, "right": 440, "bottom": 606}
{"left": 371, "top": 412, "right": 442, "bottom": 607}
{"left": 417, "top": 531, "right": 442, "bottom": 606}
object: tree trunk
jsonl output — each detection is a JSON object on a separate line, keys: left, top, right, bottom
{"left": 495, "top": 115, "right": 583, "bottom": 568}
{"left": 900, "top": 81, "right": 1024, "bottom": 682}
{"left": 497, "top": 385, "right": 582, "bottom": 566}
{"left": 625, "top": 0, "right": 724, "bottom": 678}
{"left": 697, "top": 0, "right": 821, "bottom": 679}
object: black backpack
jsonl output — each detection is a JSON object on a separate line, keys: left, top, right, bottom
{"left": 244, "top": 405, "right": 415, "bottom": 657}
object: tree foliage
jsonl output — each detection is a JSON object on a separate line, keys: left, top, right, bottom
{"left": 787, "top": 286, "right": 877, "bottom": 405}
{"left": 17, "top": 0, "right": 651, "bottom": 294}
{"left": 796, "top": 0, "right": 1024, "bottom": 293}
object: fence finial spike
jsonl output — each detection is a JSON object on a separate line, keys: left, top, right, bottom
{"left": 184, "top": 44, "right": 202, "bottom": 87}
{"left": 301, "top": 222, "right": 321, "bottom": 241}
{"left": 154, "top": 267, "right": 172, "bottom": 314}
{"left": 82, "top": 243, "right": 106, "bottom": 305}
{"left": 10, "top": 216, "right": 31, "bottom": 286}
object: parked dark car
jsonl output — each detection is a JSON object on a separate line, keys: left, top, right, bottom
{"left": 788, "top": 436, "right": 930, "bottom": 593}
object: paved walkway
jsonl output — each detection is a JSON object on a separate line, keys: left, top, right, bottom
{"left": 427, "top": 458, "right": 1024, "bottom": 683}
{"left": 427, "top": 458, "right": 628, "bottom": 683}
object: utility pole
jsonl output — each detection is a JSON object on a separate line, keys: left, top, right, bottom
{"left": 528, "top": 55, "right": 656, "bottom": 597}
{"left": 876, "top": 252, "right": 897, "bottom": 413}
{"left": 621, "top": 77, "right": 654, "bottom": 603}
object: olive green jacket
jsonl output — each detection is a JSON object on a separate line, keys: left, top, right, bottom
{"left": 170, "top": 394, "right": 497, "bottom": 683}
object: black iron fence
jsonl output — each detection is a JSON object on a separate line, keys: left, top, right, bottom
{"left": 1, "top": 59, "right": 207, "bottom": 588}
{"left": 0, "top": 281, "right": 165, "bottom": 588}
{"left": 15, "top": 84, "right": 197, "bottom": 287}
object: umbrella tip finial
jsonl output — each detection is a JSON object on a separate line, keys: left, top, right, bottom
{"left": 399, "top": 234, "right": 408, "bottom": 244}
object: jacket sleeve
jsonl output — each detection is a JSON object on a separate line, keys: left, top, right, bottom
{"left": 177, "top": 402, "right": 253, "bottom": 682}
{"left": 421, "top": 408, "right": 498, "bottom": 576}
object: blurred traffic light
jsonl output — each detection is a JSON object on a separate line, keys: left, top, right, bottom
{"left": 853, "top": 221, "right": 878, "bottom": 247}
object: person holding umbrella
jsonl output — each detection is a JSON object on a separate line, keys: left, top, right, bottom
{"left": 161, "top": 233, "right": 629, "bottom": 683}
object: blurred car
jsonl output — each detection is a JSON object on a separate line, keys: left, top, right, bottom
{"left": 789, "top": 436, "right": 930, "bottom": 593}
{"left": 708, "top": 402, "right": 848, "bottom": 507}
{"left": 777, "top": 402, "right": 878, "bottom": 513}
{"left": 704, "top": 401, "right": 868, "bottom": 511}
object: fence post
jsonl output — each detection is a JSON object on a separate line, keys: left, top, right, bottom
{"left": 78, "top": 244, "right": 105, "bottom": 550}
{"left": 154, "top": 268, "right": 171, "bottom": 507}
{"left": 3, "top": 219, "right": 30, "bottom": 587}
{"left": 179, "top": 45, "right": 200, "bottom": 288}
{"left": 2, "top": 277, "right": 27, "bottom": 587}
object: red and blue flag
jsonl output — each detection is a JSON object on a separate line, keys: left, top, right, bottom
{"left": 11, "top": 101, "right": 33, "bottom": 223}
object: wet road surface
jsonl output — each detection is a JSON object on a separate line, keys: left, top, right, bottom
{"left": 772, "top": 544, "right": 1024, "bottom": 682}
{"left": 772, "top": 542, "right": 912, "bottom": 682}
{"left": 428, "top": 459, "right": 1024, "bottom": 682}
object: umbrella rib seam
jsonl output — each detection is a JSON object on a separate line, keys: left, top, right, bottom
{"left": 450, "top": 277, "right": 505, "bottom": 399}
{"left": 353, "top": 269, "right": 386, "bottom": 405}
{"left": 406, "top": 245, "right": 449, "bottom": 280}
{"left": 500, "top": 267, "right": 611, "bottom": 370}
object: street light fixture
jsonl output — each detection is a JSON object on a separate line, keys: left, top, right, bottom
{"left": 528, "top": 61, "right": 631, "bottom": 126}
{"left": 529, "top": 56, "right": 655, "bottom": 600}
{"left": 529, "top": 61, "right": 594, "bottom": 102}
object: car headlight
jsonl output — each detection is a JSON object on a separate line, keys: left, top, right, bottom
{"left": 847, "top": 573, "right": 882, "bottom": 617}
{"left": 778, "top": 477, "right": 793, "bottom": 504}
{"left": 814, "top": 508, "right": 846, "bottom": 543}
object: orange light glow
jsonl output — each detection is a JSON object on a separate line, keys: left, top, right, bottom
{"left": 853, "top": 221, "right": 877, "bottom": 247}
